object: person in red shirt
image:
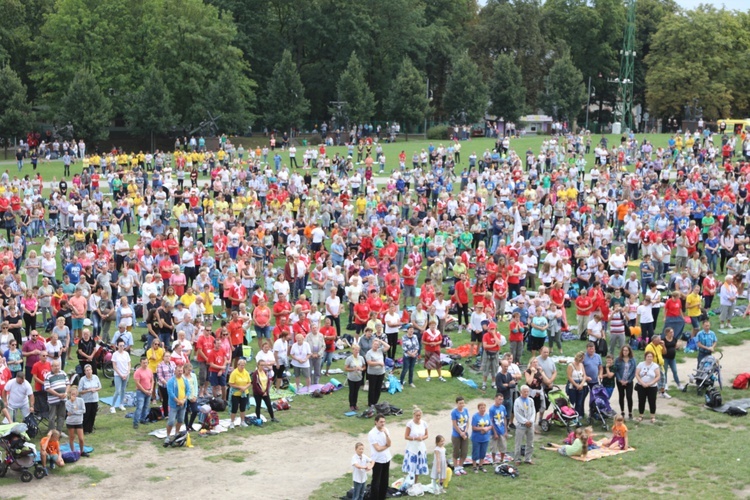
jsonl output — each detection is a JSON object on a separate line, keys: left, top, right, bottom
{"left": 575, "top": 290, "right": 594, "bottom": 341}
{"left": 165, "top": 234, "right": 180, "bottom": 264}
{"left": 252, "top": 297, "right": 272, "bottom": 347}
{"left": 296, "top": 294, "right": 311, "bottom": 314}
{"left": 320, "top": 317, "right": 337, "bottom": 376}
{"left": 226, "top": 312, "right": 246, "bottom": 368}
{"left": 31, "top": 352, "right": 52, "bottom": 392}
{"left": 492, "top": 275, "right": 508, "bottom": 319}
{"left": 702, "top": 270, "right": 718, "bottom": 309}
{"left": 419, "top": 279, "right": 435, "bottom": 309}
{"left": 272, "top": 294, "right": 292, "bottom": 323}
{"left": 385, "top": 282, "right": 401, "bottom": 304}
{"left": 481, "top": 321, "right": 502, "bottom": 390}
{"left": 401, "top": 259, "right": 418, "bottom": 308}
{"left": 422, "top": 320, "right": 444, "bottom": 381}
{"left": 454, "top": 273, "right": 471, "bottom": 329}
{"left": 228, "top": 282, "right": 247, "bottom": 311}
{"left": 506, "top": 257, "right": 521, "bottom": 298}
{"left": 158, "top": 254, "right": 174, "bottom": 282}
{"left": 352, "top": 295, "right": 371, "bottom": 340}
{"left": 194, "top": 331, "right": 215, "bottom": 397}
{"left": 207, "top": 336, "right": 229, "bottom": 399}
{"left": 366, "top": 288, "right": 385, "bottom": 317}
{"left": 274, "top": 316, "right": 293, "bottom": 341}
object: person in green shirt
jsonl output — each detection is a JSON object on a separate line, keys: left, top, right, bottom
{"left": 701, "top": 213, "right": 715, "bottom": 235}
{"left": 459, "top": 230, "right": 473, "bottom": 251}
{"left": 547, "top": 427, "right": 588, "bottom": 458}
{"left": 452, "top": 261, "right": 467, "bottom": 282}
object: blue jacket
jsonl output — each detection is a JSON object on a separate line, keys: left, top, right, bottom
{"left": 166, "top": 375, "right": 192, "bottom": 408}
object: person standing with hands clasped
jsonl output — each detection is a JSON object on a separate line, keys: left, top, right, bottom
{"left": 450, "top": 396, "right": 470, "bottom": 475}
{"left": 351, "top": 442, "right": 373, "bottom": 500}
{"left": 514, "top": 385, "right": 537, "bottom": 465}
{"left": 368, "top": 414, "right": 392, "bottom": 500}
{"left": 470, "top": 402, "right": 492, "bottom": 473}
{"left": 695, "top": 320, "right": 718, "bottom": 367}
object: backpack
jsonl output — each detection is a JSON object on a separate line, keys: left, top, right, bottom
{"left": 726, "top": 406, "right": 748, "bottom": 417}
{"left": 62, "top": 451, "right": 81, "bottom": 463}
{"left": 732, "top": 373, "right": 750, "bottom": 390}
{"left": 147, "top": 407, "right": 164, "bottom": 422}
{"left": 637, "top": 337, "right": 648, "bottom": 351}
{"left": 209, "top": 398, "right": 227, "bottom": 412}
{"left": 169, "top": 431, "right": 189, "bottom": 447}
{"left": 449, "top": 361, "right": 464, "bottom": 378}
{"left": 23, "top": 414, "right": 39, "bottom": 439}
{"left": 595, "top": 338, "right": 608, "bottom": 357}
{"left": 705, "top": 387, "right": 722, "bottom": 408}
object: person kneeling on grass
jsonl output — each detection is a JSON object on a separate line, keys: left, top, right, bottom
{"left": 547, "top": 427, "right": 588, "bottom": 458}
{"left": 40, "top": 430, "right": 65, "bottom": 476}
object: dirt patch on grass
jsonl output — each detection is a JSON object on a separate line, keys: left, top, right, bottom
{"left": 622, "top": 462, "right": 657, "bottom": 480}
{"left": 0, "top": 402, "right": 492, "bottom": 500}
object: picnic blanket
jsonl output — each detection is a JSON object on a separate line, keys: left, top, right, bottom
{"left": 416, "top": 370, "right": 452, "bottom": 378}
{"left": 35, "top": 443, "right": 94, "bottom": 462}
{"left": 446, "top": 344, "right": 473, "bottom": 358}
{"left": 148, "top": 419, "right": 233, "bottom": 439}
{"left": 709, "top": 398, "right": 750, "bottom": 414}
{"left": 717, "top": 328, "right": 750, "bottom": 335}
{"left": 100, "top": 392, "right": 137, "bottom": 407}
{"left": 542, "top": 438, "right": 635, "bottom": 462}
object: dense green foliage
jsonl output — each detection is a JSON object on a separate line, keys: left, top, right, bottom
{"left": 0, "top": 0, "right": 748, "bottom": 142}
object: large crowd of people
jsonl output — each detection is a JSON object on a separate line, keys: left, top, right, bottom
{"left": 1, "top": 124, "right": 746, "bottom": 487}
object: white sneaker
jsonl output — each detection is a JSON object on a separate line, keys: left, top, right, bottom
{"left": 439, "top": 377, "right": 446, "bottom": 382}
{"left": 119, "top": 406, "right": 126, "bottom": 412}
{"left": 228, "top": 422, "right": 235, "bottom": 430}
{"left": 110, "top": 407, "right": 116, "bottom": 414}
{"left": 426, "top": 377, "right": 431, "bottom": 382}
{"left": 410, "top": 383, "right": 416, "bottom": 388}
{"left": 240, "top": 421, "right": 249, "bottom": 428}
{"left": 662, "top": 392, "right": 672, "bottom": 399}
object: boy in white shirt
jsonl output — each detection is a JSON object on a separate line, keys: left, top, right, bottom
{"left": 351, "top": 442, "right": 373, "bottom": 500}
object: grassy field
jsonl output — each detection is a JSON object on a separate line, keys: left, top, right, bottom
{"left": 2, "top": 132, "right": 681, "bottom": 182}
{"left": 3, "top": 131, "right": 750, "bottom": 495}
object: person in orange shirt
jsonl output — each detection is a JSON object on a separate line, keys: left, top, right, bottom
{"left": 226, "top": 311, "right": 246, "bottom": 368}
{"left": 40, "top": 430, "right": 65, "bottom": 474}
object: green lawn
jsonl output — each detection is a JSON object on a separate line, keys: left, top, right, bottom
{"left": 3, "top": 131, "right": 750, "bottom": 494}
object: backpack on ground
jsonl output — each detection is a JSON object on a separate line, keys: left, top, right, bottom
{"left": 147, "top": 407, "right": 164, "bottom": 422}
{"left": 209, "top": 398, "right": 227, "bottom": 412}
{"left": 61, "top": 451, "right": 81, "bottom": 463}
{"left": 705, "top": 387, "right": 722, "bottom": 408}
{"left": 732, "top": 373, "right": 750, "bottom": 390}
{"left": 449, "top": 361, "right": 464, "bottom": 378}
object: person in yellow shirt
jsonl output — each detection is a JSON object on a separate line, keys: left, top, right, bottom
{"left": 200, "top": 285, "right": 215, "bottom": 319}
{"left": 232, "top": 200, "right": 244, "bottom": 216}
{"left": 227, "top": 358, "right": 251, "bottom": 429}
{"left": 685, "top": 285, "right": 702, "bottom": 337}
{"left": 180, "top": 288, "right": 198, "bottom": 308}
{"left": 356, "top": 195, "right": 367, "bottom": 216}
{"left": 172, "top": 203, "right": 186, "bottom": 219}
{"left": 146, "top": 339, "right": 165, "bottom": 399}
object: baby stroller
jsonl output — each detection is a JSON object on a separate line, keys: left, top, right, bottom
{"left": 588, "top": 385, "right": 617, "bottom": 431}
{"left": 0, "top": 423, "right": 46, "bottom": 482}
{"left": 683, "top": 352, "right": 723, "bottom": 395}
{"left": 539, "top": 386, "right": 580, "bottom": 433}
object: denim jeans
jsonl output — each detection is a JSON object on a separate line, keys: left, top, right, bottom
{"left": 400, "top": 356, "right": 416, "bottom": 385}
{"left": 113, "top": 375, "right": 129, "bottom": 408}
{"left": 352, "top": 481, "right": 367, "bottom": 500}
{"left": 134, "top": 391, "right": 150, "bottom": 426}
{"left": 664, "top": 358, "right": 681, "bottom": 387}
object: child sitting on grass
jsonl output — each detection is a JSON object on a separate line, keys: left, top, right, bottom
{"left": 40, "top": 430, "right": 65, "bottom": 476}
{"left": 604, "top": 414, "right": 629, "bottom": 450}
{"left": 563, "top": 426, "right": 598, "bottom": 449}
{"left": 547, "top": 427, "right": 589, "bottom": 458}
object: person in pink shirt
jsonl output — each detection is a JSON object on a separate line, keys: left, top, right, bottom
{"left": 68, "top": 289, "right": 88, "bottom": 341}
{"left": 133, "top": 357, "right": 153, "bottom": 429}
{"left": 20, "top": 289, "right": 39, "bottom": 339}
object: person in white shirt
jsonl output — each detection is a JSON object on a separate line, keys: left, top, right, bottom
{"left": 368, "top": 415, "right": 392, "bottom": 500}
{"left": 325, "top": 287, "right": 342, "bottom": 337}
{"left": 351, "top": 442, "right": 373, "bottom": 500}
{"left": 468, "top": 303, "right": 487, "bottom": 359}
{"left": 587, "top": 313, "right": 604, "bottom": 343}
{"left": 289, "top": 334, "right": 311, "bottom": 391}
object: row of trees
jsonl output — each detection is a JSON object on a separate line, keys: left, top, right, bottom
{"left": 0, "top": 0, "right": 749, "bottom": 143}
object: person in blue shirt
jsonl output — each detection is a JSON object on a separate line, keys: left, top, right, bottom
{"left": 273, "top": 153, "right": 282, "bottom": 170}
{"left": 488, "top": 393, "right": 508, "bottom": 464}
{"left": 64, "top": 258, "right": 82, "bottom": 285}
{"left": 470, "top": 402, "right": 492, "bottom": 473}
{"left": 450, "top": 396, "right": 470, "bottom": 476}
{"left": 582, "top": 342, "right": 603, "bottom": 418}
{"left": 695, "top": 321, "right": 717, "bottom": 366}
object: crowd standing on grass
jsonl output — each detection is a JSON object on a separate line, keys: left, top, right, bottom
{"left": 1, "top": 124, "right": 747, "bottom": 481}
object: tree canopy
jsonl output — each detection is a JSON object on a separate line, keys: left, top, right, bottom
{"left": 0, "top": 0, "right": 747, "bottom": 144}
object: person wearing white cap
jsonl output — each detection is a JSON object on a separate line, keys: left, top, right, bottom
{"left": 719, "top": 275, "right": 737, "bottom": 329}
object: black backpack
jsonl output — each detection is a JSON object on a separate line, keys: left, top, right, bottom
{"left": 705, "top": 387, "right": 722, "bottom": 408}
{"left": 209, "top": 398, "right": 228, "bottom": 412}
{"left": 449, "top": 361, "right": 464, "bottom": 378}
{"left": 24, "top": 414, "right": 39, "bottom": 438}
